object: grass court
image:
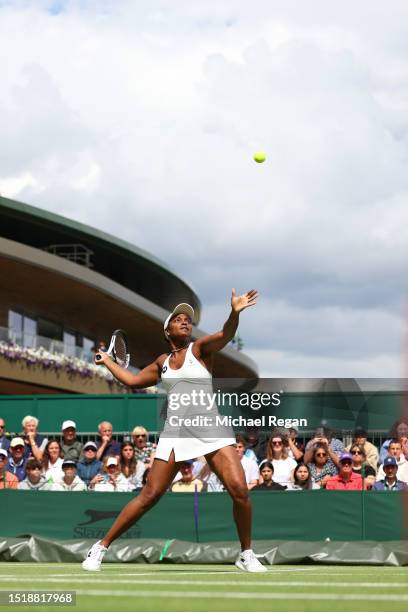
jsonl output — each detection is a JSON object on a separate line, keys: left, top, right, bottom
{"left": 1, "top": 562, "right": 408, "bottom": 612}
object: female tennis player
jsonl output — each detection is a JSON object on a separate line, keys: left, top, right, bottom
{"left": 82, "top": 288, "right": 266, "bottom": 572}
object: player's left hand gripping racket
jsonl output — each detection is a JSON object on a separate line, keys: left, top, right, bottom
{"left": 95, "top": 329, "right": 130, "bottom": 369}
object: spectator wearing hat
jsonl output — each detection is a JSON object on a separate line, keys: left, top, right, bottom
{"left": 91, "top": 456, "right": 130, "bottom": 492}
{"left": 7, "top": 438, "right": 28, "bottom": 481}
{"left": 61, "top": 421, "right": 83, "bottom": 462}
{"left": 18, "top": 458, "right": 52, "bottom": 490}
{"left": 51, "top": 459, "right": 87, "bottom": 491}
{"left": 0, "top": 449, "right": 18, "bottom": 489}
{"left": 0, "top": 418, "right": 10, "bottom": 452}
{"left": 171, "top": 460, "right": 204, "bottom": 492}
{"left": 77, "top": 442, "right": 102, "bottom": 487}
{"left": 373, "top": 457, "right": 407, "bottom": 491}
{"left": 41, "top": 439, "right": 64, "bottom": 483}
{"left": 326, "top": 453, "right": 367, "bottom": 490}
{"left": 235, "top": 436, "right": 260, "bottom": 489}
{"left": 252, "top": 461, "right": 286, "bottom": 491}
{"left": 96, "top": 421, "right": 121, "bottom": 461}
{"left": 131, "top": 426, "right": 156, "bottom": 467}
{"left": 376, "top": 439, "right": 408, "bottom": 483}
{"left": 21, "top": 416, "right": 48, "bottom": 462}
{"left": 346, "top": 429, "right": 379, "bottom": 471}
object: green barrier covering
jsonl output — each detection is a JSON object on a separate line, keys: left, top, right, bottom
{"left": 0, "top": 536, "right": 406, "bottom": 566}
{"left": 1, "top": 490, "right": 406, "bottom": 542}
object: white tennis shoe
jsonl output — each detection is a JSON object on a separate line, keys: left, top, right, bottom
{"left": 82, "top": 540, "right": 108, "bottom": 571}
{"left": 235, "top": 549, "right": 267, "bottom": 573}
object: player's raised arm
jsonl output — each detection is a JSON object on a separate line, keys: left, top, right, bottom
{"left": 194, "top": 289, "right": 258, "bottom": 358}
{"left": 94, "top": 351, "right": 161, "bottom": 389}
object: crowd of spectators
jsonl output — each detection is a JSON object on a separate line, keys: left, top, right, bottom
{"left": 1, "top": 414, "right": 408, "bottom": 493}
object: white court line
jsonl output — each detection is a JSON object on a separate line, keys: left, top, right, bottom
{"left": 1, "top": 577, "right": 408, "bottom": 588}
{"left": 74, "top": 589, "right": 408, "bottom": 601}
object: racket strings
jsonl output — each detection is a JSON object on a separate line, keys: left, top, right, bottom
{"left": 114, "top": 336, "right": 128, "bottom": 365}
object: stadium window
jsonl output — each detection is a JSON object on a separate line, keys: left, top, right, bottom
{"left": 63, "top": 330, "right": 76, "bottom": 357}
{"left": 23, "top": 315, "right": 37, "bottom": 348}
{"left": 8, "top": 310, "right": 23, "bottom": 344}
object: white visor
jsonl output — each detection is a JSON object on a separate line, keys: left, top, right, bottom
{"left": 164, "top": 303, "right": 194, "bottom": 338}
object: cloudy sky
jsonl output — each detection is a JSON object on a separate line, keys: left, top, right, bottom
{"left": 1, "top": 0, "right": 408, "bottom": 377}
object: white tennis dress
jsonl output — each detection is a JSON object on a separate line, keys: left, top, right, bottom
{"left": 155, "top": 343, "right": 235, "bottom": 462}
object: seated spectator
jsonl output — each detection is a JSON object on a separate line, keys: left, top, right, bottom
{"left": 119, "top": 442, "right": 145, "bottom": 490}
{"left": 244, "top": 426, "right": 268, "bottom": 462}
{"left": 379, "top": 418, "right": 408, "bottom": 463}
{"left": 91, "top": 456, "right": 130, "bottom": 492}
{"left": 0, "top": 418, "right": 10, "bottom": 452}
{"left": 373, "top": 457, "right": 407, "bottom": 491}
{"left": 18, "top": 458, "right": 52, "bottom": 490}
{"left": 131, "top": 426, "right": 156, "bottom": 467}
{"left": 61, "top": 420, "right": 83, "bottom": 461}
{"left": 376, "top": 439, "right": 408, "bottom": 483}
{"left": 287, "top": 463, "right": 319, "bottom": 490}
{"left": 194, "top": 460, "right": 224, "bottom": 492}
{"left": 252, "top": 461, "right": 286, "bottom": 490}
{"left": 287, "top": 427, "right": 304, "bottom": 462}
{"left": 42, "top": 440, "right": 64, "bottom": 483}
{"left": 350, "top": 444, "right": 376, "bottom": 488}
{"left": 21, "top": 415, "right": 48, "bottom": 462}
{"left": 326, "top": 452, "right": 366, "bottom": 490}
{"left": 77, "top": 442, "right": 102, "bottom": 487}
{"left": 95, "top": 421, "right": 121, "bottom": 461}
{"left": 235, "top": 436, "right": 259, "bottom": 489}
{"left": 304, "top": 427, "right": 344, "bottom": 473}
{"left": 0, "top": 448, "right": 18, "bottom": 489}
{"left": 6, "top": 438, "right": 28, "bottom": 481}
{"left": 307, "top": 444, "right": 338, "bottom": 488}
{"left": 171, "top": 460, "right": 204, "bottom": 492}
{"left": 346, "top": 428, "right": 378, "bottom": 470}
{"left": 265, "top": 433, "right": 296, "bottom": 486}
{"left": 51, "top": 459, "right": 87, "bottom": 491}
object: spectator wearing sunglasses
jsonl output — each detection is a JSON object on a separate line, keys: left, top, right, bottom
{"left": 349, "top": 444, "right": 376, "bottom": 488}
{"left": 303, "top": 427, "right": 344, "bottom": 473}
{"left": 345, "top": 428, "right": 378, "bottom": 471}
{"left": 307, "top": 444, "right": 338, "bottom": 488}
{"left": 131, "top": 426, "right": 156, "bottom": 467}
{"left": 326, "top": 452, "right": 367, "bottom": 490}
{"left": 265, "top": 434, "right": 297, "bottom": 487}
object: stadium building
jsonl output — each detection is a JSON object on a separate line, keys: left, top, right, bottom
{"left": 0, "top": 196, "right": 257, "bottom": 395}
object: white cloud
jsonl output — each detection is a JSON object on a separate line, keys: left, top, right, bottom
{"left": 1, "top": 1, "right": 408, "bottom": 376}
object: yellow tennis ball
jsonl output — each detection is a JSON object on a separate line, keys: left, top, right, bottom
{"left": 253, "top": 151, "right": 266, "bottom": 163}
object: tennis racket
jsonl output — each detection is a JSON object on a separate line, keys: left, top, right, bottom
{"left": 95, "top": 329, "right": 130, "bottom": 369}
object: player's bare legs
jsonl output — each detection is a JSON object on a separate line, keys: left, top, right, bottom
{"left": 205, "top": 445, "right": 251, "bottom": 550}
{"left": 101, "top": 451, "right": 180, "bottom": 547}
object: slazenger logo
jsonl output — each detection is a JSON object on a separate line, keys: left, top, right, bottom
{"left": 78, "top": 510, "right": 120, "bottom": 525}
{"left": 161, "top": 366, "right": 168, "bottom": 373}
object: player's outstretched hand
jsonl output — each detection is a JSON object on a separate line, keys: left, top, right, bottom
{"left": 231, "top": 288, "right": 259, "bottom": 313}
